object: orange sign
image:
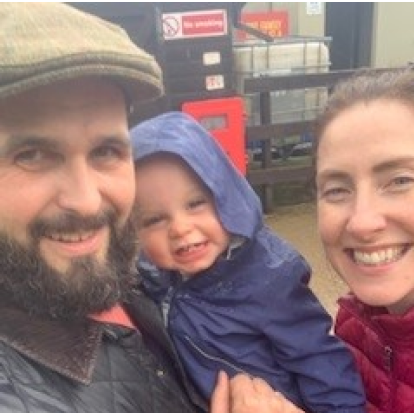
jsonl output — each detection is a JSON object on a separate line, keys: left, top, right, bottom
{"left": 236, "top": 11, "right": 289, "bottom": 41}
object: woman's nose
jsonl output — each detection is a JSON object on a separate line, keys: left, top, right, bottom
{"left": 345, "top": 195, "right": 386, "bottom": 240}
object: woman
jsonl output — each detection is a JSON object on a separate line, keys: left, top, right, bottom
{"left": 315, "top": 68, "right": 414, "bottom": 412}
{"left": 225, "top": 68, "right": 414, "bottom": 413}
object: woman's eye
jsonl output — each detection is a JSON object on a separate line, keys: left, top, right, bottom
{"left": 388, "top": 175, "right": 414, "bottom": 191}
{"left": 319, "top": 186, "right": 349, "bottom": 202}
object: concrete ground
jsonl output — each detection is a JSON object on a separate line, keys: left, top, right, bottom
{"left": 264, "top": 203, "right": 349, "bottom": 318}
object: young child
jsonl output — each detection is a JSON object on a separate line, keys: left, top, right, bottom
{"left": 130, "top": 111, "right": 366, "bottom": 413}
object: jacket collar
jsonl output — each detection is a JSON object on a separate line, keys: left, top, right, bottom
{"left": 0, "top": 302, "right": 103, "bottom": 384}
{"left": 0, "top": 292, "right": 207, "bottom": 410}
{"left": 339, "top": 294, "right": 414, "bottom": 342}
{"left": 0, "top": 291, "right": 179, "bottom": 386}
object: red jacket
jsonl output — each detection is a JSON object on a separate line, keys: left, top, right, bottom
{"left": 335, "top": 294, "right": 414, "bottom": 413}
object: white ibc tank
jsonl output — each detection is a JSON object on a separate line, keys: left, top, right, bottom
{"left": 233, "top": 38, "right": 331, "bottom": 125}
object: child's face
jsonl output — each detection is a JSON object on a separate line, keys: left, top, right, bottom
{"left": 135, "top": 156, "right": 230, "bottom": 276}
{"left": 316, "top": 99, "right": 414, "bottom": 314}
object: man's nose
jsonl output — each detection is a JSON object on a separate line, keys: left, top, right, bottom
{"left": 56, "top": 160, "right": 102, "bottom": 216}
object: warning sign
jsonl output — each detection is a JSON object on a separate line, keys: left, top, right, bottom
{"left": 235, "top": 11, "right": 289, "bottom": 41}
{"left": 162, "top": 10, "right": 228, "bottom": 40}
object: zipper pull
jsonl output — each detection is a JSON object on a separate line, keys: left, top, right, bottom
{"left": 384, "top": 345, "right": 393, "bottom": 371}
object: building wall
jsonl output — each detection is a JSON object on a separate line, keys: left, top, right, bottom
{"left": 296, "top": 2, "right": 325, "bottom": 37}
{"left": 372, "top": 2, "right": 414, "bottom": 68}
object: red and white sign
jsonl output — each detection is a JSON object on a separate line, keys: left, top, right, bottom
{"left": 162, "top": 9, "right": 228, "bottom": 40}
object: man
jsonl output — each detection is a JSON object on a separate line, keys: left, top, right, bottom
{"left": 0, "top": 3, "right": 202, "bottom": 412}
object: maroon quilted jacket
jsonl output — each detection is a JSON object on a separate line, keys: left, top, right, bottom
{"left": 335, "top": 294, "right": 414, "bottom": 413}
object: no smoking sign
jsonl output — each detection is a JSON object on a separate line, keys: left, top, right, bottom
{"left": 162, "top": 10, "right": 227, "bottom": 40}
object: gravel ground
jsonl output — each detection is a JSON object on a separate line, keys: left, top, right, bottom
{"left": 265, "top": 203, "right": 349, "bottom": 318}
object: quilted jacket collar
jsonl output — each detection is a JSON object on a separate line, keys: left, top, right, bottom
{"left": 338, "top": 294, "right": 414, "bottom": 343}
{"left": 0, "top": 302, "right": 103, "bottom": 384}
{"left": 0, "top": 291, "right": 207, "bottom": 411}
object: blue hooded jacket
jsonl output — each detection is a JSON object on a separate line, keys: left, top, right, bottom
{"left": 131, "top": 112, "right": 365, "bottom": 413}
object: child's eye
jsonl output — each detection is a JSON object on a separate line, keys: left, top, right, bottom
{"left": 140, "top": 215, "right": 165, "bottom": 228}
{"left": 188, "top": 197, "right": 207, "bottom": 210}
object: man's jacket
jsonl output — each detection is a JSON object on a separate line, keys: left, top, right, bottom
{"left": 0, "top": 290, "right": 204, "bottom": 413}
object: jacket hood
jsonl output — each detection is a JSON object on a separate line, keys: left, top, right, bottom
{"left": 130, "top": 111, "right": 262, "bottom": 239}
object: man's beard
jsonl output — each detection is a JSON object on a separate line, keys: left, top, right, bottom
{"left": 0, "top": 208, "right": 139, "bottom": 321}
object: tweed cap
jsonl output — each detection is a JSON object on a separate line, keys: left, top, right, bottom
{"left": 0, "top": 2, "right": 163, "bottom": 115}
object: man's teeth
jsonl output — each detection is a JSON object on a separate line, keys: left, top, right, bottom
{"left": 353, "top": 247, "right": 403, "bottom": 265}
{"left": 48, "top": 232, "right": 92, "bottom": 242}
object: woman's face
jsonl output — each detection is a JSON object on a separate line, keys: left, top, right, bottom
{"left": 316, "top": 99, "right": 414, "bottom": 314}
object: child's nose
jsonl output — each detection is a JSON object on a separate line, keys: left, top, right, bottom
{"left": 169, "top": 215, "right": 192, "bottom": 238}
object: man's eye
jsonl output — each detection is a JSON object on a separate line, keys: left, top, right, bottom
{"left": 93, "top": 146, "right": 122, "bottom": 159}
{"left": 92, "top": 143, "right": 130, "bottom": 163}
{"left": 15, "top": 149, "right": 42, "bottom": 162}
{"left": 15, "top": 149, "right": 59, "bottom": 170}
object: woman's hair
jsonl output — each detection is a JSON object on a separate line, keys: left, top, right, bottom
{"left": 314, "top": 68, "right": 414, "bottom": 149}
{"left": 310, "top": 67, "right": 414, "bottom": 191}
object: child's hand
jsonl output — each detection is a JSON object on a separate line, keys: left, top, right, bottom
{"left": 211, "top": 371, "right": 305, "bottom": 413}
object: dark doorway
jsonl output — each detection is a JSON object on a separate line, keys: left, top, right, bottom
{"left": 325, "top": 2, "right": 374, "bottom": 70}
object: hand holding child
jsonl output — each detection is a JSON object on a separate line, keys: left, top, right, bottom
{"left": 211, "top": 372, "right": 305, "bottom": 413}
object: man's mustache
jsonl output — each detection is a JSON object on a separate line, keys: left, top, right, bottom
{"left": 29, "top": 210, "right": 116, "bottom": 238}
